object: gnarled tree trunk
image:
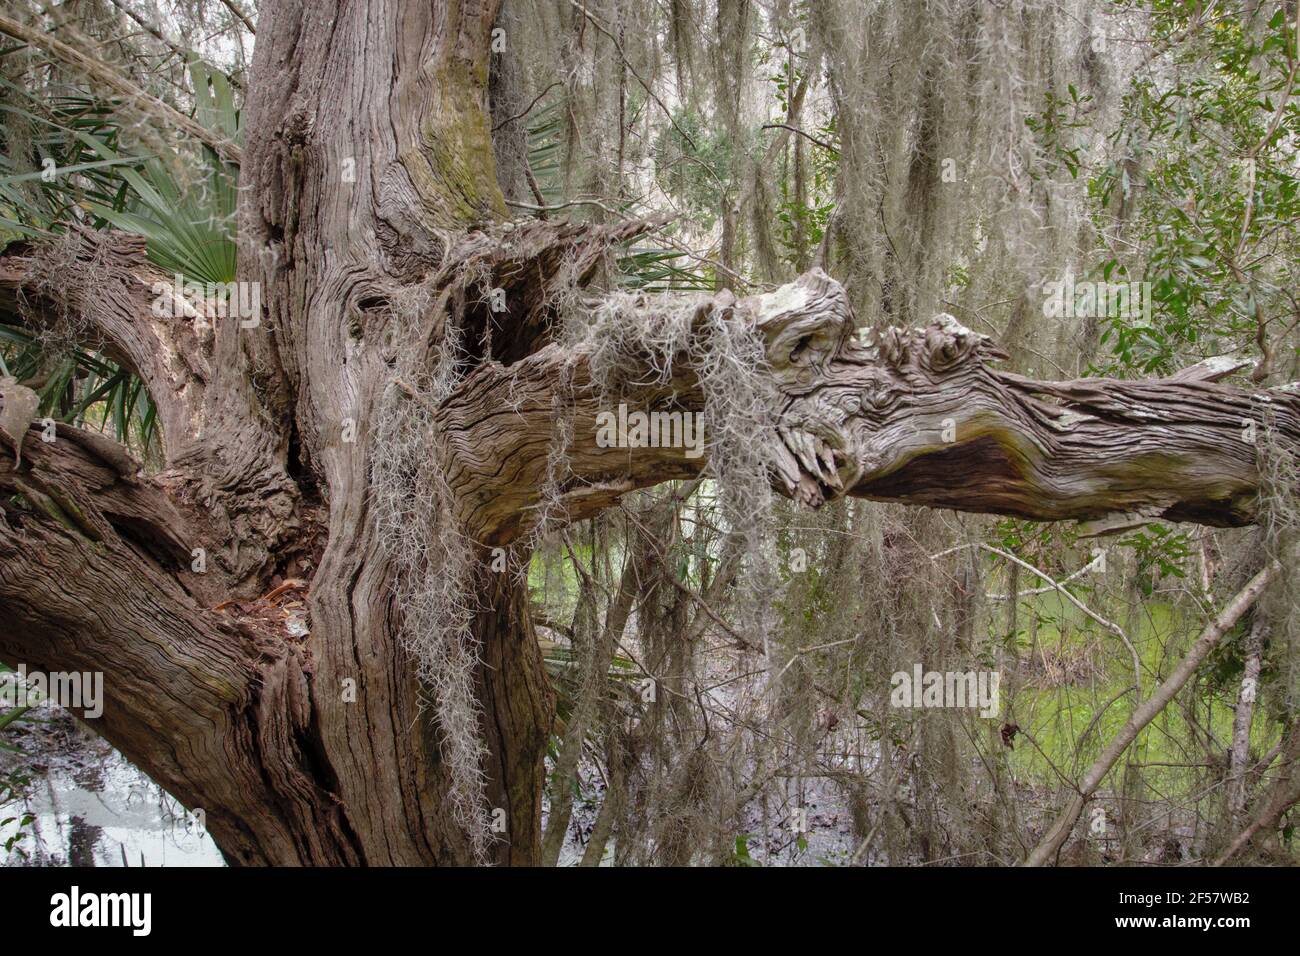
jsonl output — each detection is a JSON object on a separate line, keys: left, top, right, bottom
{"left": 0, "top": 0, "right": 1296, "bottom": 866}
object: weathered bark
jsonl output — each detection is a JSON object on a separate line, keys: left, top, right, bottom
{"left": 0, "top": 227, "right": 299, "bottom": 585}
{"left": 444, "top": 270, "right": 1300, "bottom": 546}
{"left": 0, "top": 0, "right": 1298, "bottom": 869}
{"left": 0, "top": 425, "right": 351, "bottom": 864}
{"left": 227, "top": 0, "right": 551, "bottom": 864}
{"left": 3, "top": 0, "right": 548, "bottom": 866}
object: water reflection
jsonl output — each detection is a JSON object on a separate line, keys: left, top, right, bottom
{"left": 1, "top": 708, "right": 224, "bottom": 867}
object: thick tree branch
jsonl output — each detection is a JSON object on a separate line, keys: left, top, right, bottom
{"left": 0, "top": 412, "right": 355, "bottom": 864}
{"left": 0, "top": 227, "right": 300, "bottom": 584}
{"left": 0, "top": 230, "right": 208, "bottom": 460}
{"left": 442, "top": 270, "right": 1300, "bottom": 544}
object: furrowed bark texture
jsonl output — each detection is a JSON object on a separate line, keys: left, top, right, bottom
{"left": 0, "top": 0, "right": 1296, "bottom": 868}
{"left": 229, "top": 0, "right": 549, "bottom": 864}
{"left": 0, "top": 425, "right": 349, "bottom": 864}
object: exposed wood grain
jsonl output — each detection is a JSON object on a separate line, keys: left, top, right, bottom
{"left": 442, "top": 269, "right": 1298, "bottom": 544}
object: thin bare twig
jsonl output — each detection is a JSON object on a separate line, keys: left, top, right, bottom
{"left": 217, "top": 0, "right": 256, "bottom": 35}
{"left": 567, "top": 0, "right": 696, "bottom": 150}
{"left": 761, "top": 123, "right": 837, "bottom": 154}
{"left": 0, "top": 12, "right": 242, "bottom": 164}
